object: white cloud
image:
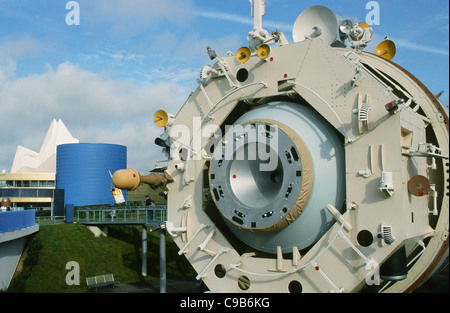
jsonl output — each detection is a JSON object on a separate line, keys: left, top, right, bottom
{"left": 393, "top": 38, "right": 449, "bottom": 56}
{"left": 195, "top": 10, "right": 292, "bottom": 32}
{"left": 0, "top": 36, "right": 42, "bottom": 59}
{"left": 97, "top": 49, "right": 146, "bottom": 64}
{"left": 0, "top": 58, "right": 16, "bottom": 85}
{"left": 132, "top": 32, "right": 244, "bottom": 84}
{"left": 91, "top": 0, "right": 193, "bottom": 19}
{"left": 84, "top": 0, "right": 196, "bottom": 38}
{"left": 0, "top": 61, "right": 187, "bottom": 173}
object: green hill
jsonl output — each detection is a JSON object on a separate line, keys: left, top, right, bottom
{"left": 8, "top": 223, "right": 195, "bottom": 293}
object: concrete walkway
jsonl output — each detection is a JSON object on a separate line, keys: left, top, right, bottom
{"left": 83, "top": 272, "right": 448, "bottom": 293}
{"left": 84, "top": 276, "right": 202, "bottom": 293}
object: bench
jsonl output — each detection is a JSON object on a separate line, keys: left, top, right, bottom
{"left": 86, "top": 273, "right": 118, "bottom": 290}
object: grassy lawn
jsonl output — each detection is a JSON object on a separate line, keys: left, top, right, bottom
{"left": 10, "top": 223, "right": 195, "bottom": 293}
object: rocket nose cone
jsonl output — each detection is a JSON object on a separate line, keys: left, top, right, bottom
{"left": 112, "top": 168, "right": 141, "bottom": 191}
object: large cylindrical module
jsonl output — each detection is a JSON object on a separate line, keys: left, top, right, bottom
{"left": 56, "top": 143, "right": 127, "bottom": 206}
{"left": 115, "top": 3, "right": 449, "bottom": 293}
{"left": 210, "top": 102, "right": 345, "bottom": 253}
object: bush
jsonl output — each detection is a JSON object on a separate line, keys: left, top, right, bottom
{"left": 23, "top": 235, "right": 42, "bottom": 267}
{"left": 7, "top": 234, "right": 42, "bottom": 293}
{"left": 35, "top": 210, "right": 51, "bottom": 217}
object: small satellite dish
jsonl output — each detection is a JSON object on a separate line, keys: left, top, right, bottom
{"left": 236, "top": 46, "right": 251, "bottom": 63}
{"left": 293, "top": 5, "right": 339, "bottom": 45}
{"left": 376, "top": 39, "right": 397, "bottom": 60}
{"left": 357, "top": 22, "right": 373, "bottom": 38}
{"left": 339, "top": 19, "right": 353, "bottom": 35}
{"left": 154, "top": 109, "right": 169, "bottom": 128}
{"left": 350, "top": 22, "right": 373, "bottom": 41}
{"left": 257, "top": 44, "right": 271, "bottom": 59}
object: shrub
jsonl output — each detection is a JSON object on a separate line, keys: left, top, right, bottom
{"left": 7, "top": 234, "right": 42, "bottom": 292}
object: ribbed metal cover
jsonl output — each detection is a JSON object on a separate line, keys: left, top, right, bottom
{"left": 56, "top": 143, "right": 127, "bottom": 206}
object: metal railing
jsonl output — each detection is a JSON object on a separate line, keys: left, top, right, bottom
{"left": 76, "top": 206, "right": 167, "bottom": 226}
{"left": 35, "top": 216, "right": 66, "bottom": 225}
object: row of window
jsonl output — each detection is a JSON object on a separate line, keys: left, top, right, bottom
{"left": 0, "top": 188, "right": 56, "bottom": 198}
{"left": 0, "top": 180, "right": 55, "bottom": 188}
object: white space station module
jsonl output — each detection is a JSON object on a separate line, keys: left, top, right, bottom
{"left": 113, "top": 2, "right": 449, "bottom": 293}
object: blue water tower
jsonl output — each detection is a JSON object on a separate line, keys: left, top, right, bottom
{"left": 56, "top": 143, "right": 127, "bottom": 207}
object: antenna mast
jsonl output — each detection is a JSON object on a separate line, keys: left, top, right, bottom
{"left": 251, "top": 0, "right": 265, "bottom": 31}
{"left": 248, "top": 0, "right": 271, "bottom": 50}
{"left": 247, "top": 0, "right": 288, "bottom": 50}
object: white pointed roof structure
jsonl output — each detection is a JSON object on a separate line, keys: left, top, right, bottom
{"left": 11, "top": 119, "right": 79, "bottom": 173}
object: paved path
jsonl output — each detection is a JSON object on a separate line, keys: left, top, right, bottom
{"left": 83, "top": 272, "right": 448, "bottom": 293}
{"left": 84, "top": 276, "right": 202, "bottom": 293}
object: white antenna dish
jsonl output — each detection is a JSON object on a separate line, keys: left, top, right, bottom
{"left": 339, "top": 19, "right": 353, "bottom": 35}
{"left": 293, "top": 5, "right": 340, "bottom": 45}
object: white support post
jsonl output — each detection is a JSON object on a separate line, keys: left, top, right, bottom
{"left": 196, "top": 249, "right": 229, "bottom": 280}
{"left": 142, "top": 225, "right": 147, "bottom": 277}
{"left": 178, "top": 224, "right": 209, "bottom": 255}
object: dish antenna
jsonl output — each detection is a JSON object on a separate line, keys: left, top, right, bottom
{"left": 257, "top": 44, "right": 271, "bottom": 59}
{"left": 153, "top": 109, "right": 174, "bottom": 128}
{"left": 293, "top": 5, "right": 352, "bottom": 47}
{"left": 236, "top": 46, "right": 252, "bottom": 63}
{"left": 348, "top": 22, "right": 373, "bottom": 50}
{"left": 376, "top": 38, "right": 397, "bottom": 60}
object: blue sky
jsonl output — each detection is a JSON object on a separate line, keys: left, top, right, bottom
{"left": 1, "top": 0, "right": 449, "bottom": 173}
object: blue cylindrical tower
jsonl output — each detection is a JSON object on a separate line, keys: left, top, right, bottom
{"left": 56, "top": 143, "right": 127, "bottom": 207}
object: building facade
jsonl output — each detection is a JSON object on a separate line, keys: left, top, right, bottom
{"left": 0, "top": 172, "right": 60, "bottom": 210}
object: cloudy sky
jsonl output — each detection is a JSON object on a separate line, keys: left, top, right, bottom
{"left": 1, "top": 0, "right": 448, "bottom": 174}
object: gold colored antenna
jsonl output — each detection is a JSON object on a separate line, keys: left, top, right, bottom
{"left": 257, "top": 44, "right": 271, "bottom": 59}
{"left": 376, "top": 39, "right": 397, "bottom": 60}
{"left": 154, "top": 109, "right": 169, "bottom": 127}
{"left": 236, "top": 47, "right": 251, "bottom": 63}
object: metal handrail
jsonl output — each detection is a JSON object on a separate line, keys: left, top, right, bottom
{"left": 76, "top": 206, "right": 167, "bottom": 226}
{"left": 35, "top": 216, "right": 66, "bottom": 224}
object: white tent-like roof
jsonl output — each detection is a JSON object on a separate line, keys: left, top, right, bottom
{"left": 11, "top": 119, "right": 79, "bottom": 173}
